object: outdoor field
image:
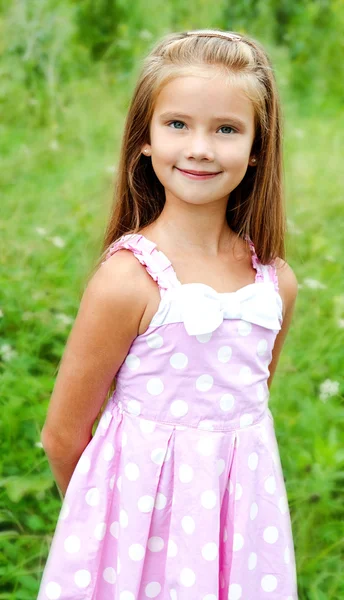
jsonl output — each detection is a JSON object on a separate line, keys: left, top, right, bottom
{"left": 0, "top": 1, "right": 343, "bottom": 598}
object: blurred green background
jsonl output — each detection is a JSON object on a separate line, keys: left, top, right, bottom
{"left": 1, "top": 0, "right": 343, "bottom": 598}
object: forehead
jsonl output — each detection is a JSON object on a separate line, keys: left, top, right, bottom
{"left": 152, "top": 67, "right": 255, "bottom": 123}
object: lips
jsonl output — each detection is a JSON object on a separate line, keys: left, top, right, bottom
{"left": 177, "top": 168, "right": 221, "bottom": 175}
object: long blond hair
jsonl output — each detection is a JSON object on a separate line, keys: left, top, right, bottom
{"left": 97, "top": 29, "right": 285, "bottom": 268}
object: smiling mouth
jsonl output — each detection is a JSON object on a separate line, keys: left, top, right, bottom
{"left": 176, "top": 167, "right": 221, "bottom": 179}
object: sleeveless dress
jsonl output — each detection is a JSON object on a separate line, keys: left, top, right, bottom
{"left": 37, "top": 233, "right": 298, "bottom": 600}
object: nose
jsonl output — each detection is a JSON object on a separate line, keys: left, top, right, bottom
{"left": 184, "top": 133, "right": 215, "bottom": 161}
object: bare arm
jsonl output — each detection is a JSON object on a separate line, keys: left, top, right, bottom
{"left": 268, "top": 259, "right": 298, "bottom": 389}
{"left": 41, "top": 250, "right": 149, "bottom": 496}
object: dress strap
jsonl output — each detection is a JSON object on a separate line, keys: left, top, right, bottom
{"left": 101, "top": 233, "right": 181, "bottom": 297}
{"left": 245, "top": 236, "right": 279, "bottom": 292}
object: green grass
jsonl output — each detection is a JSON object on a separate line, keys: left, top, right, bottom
{"left": 1, "top": 15, "right": 344, "bottom": 600}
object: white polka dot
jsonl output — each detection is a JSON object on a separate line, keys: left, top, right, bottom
{"left": 110, "top": 521, "right": 119, "bottom": 538}
{"left": 250, "top": 502, "right": 258, "bottom": 520}
{"left": 239, "top": 413, "right": 253, "bottom": 428}
{"left": 261, "top": 574, "right": 277, "bottom": 592}
{"left": 197, "top": 438, "right": 215, "bottom": 456}
{"left": 151, "top": 447, "right": 166, "bottom": 465}
{"left": 60, "top": 501, "right": 69, "bottom": 520}
{"left": 239, "top": 366, "right": 252, "bottom": 384}
{"left": 235, "top": 483, "right": 243, "bottom": 500}
{"left": 146, "top": 333, "right": 163, "bottom": 348}
{"left": 109, "top": 475, "right": 115, "bottom": 489}
{"left": 196, "top": 332, "right": 212, "bottom": 343}
{"left": 248, "top": 552, "right": 257, "bottom": 570}
{"left": 116, "top": 475, "right": 122, "bottom": 491}
{"left": 233, "top": 533, "right": 244, "bottom": 551}
{"left": 257, "top": 339, "right": 268, "bottom": 356}
{"left": 94, "top": 522, "right": 106, "bottom": 540}
{"left": 155, "top": 492, "right": 167, "bottom": 510}
{"left": 138, "top": 495, "right": 154, "bottom": 513}
{"left": 103, "top": 442, "right": 115, "bottom": 461}
{"left": 100, "top": 410, "right": 112, "bottom": 429}
{"left": 181, "top": 516, "right": 195, "bottom": 534}
{"left": 120, "top": 593, "right": 135, "bottom": 600}
{"left": 129, "top": 543, "right": 145, "bottom": 561}
{"left": 179, "top": 464, "right": 194, "bottom": 483}
{"left": 218, "top": 346, "right": 232, "bottom": 363}
{"left": 284, "top": 545, "right": 290, "bottom": 564}
{"left": 170, "top": 352, "right": 188, "bottom": 369}
{"left": 103, "top": 567, "right": 116, "bottom": 584}
{"left": 121, "top": 431, "right": 128, "bottom": 447}
{"left": 74, "top": 569, "right": 91, "bottom": 588}
{"left": 145, "top": 582, "right": 161, "bottom": 598}
{"left": 170, "top": 400, "right": 189, "bottom": 417}
{"left": 248, "top": 452, "right": 259, "bottom": 470}
{"left": 216, "top": 458, "right": 225, "bottom": 476}
{"left": 180, "top": 567, "right": 196, "bottom": 587}
{"left": 147, "top": 377, "right": 164, "bottom": 395}
{"left": 45, "top": 582, "right": 61, "bottom": 599}
{"left": 228, "top": 583, "right": 242, "bottom": 599}
{"left": 264, "top": 475, "right": 276, "bottom": 494}
{"left": 202, "top": 542, "right": 218, "bottom": 561}
{"left": 127, "top": 399, "right": 141, "bottom": 415}
{"left": 168, "top": 539, "right": 178, "bottom": 557}
{"left": 64, "top": 534, "right": 80, "bottom": 554}
{"left": 279, "top": 495, "right": 288, "bottom": 514}
{"left": 196, "top": 374, "right": 213, "bottom": 392}
{"left": 220, "top": 393, "right": 235, "bottom": 412}
{"left": 120, "top": 509, "right": 129, "bottom": 528}
{"left": 257, "top": 384, "right": 266, "bottom": 401}
{"left": 140, "top": 419, "right": 156, "bottom": 433}
{"left": 85, "top": 487, "right": 100, "bottom": 506}
{"left": 201, "top": 490, "right": 217, "bottom": 509}
{"left": 125, "top": 462, "right": 140, "bottom": 481}
{"left": 198, "top": 419, "right": 214, "bottom": 430}
{"left": 125, "top": 354, "right": 140, "bottom": 370}
{"left": 170, "top": 589, "right": 177, "bottom": 600}
{"left": 238, "top": 321, "right": 252, "bottom": 336}
{"left": 148, "top": 536, "right": 164, "bottom": 552}
{"left": 263, "top": 526, "right": 279, "bottom": 544}
{"left": 77, "top": 455, "right": 91, "bottom": 473}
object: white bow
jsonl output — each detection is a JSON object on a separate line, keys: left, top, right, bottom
{"left": 176, "top": 283, "right": 282, "bottom": 336}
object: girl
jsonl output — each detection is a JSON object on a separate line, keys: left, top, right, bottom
{"left": 37, "top": 29, "right": 298, "bottom": 600}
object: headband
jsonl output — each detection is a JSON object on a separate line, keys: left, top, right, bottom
{"left": 186, "top": 30, "right": 242, "bottom": 42}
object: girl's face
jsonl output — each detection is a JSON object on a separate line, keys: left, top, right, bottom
{"left": 144, "top": 69, "right": 256, "bottom": 208}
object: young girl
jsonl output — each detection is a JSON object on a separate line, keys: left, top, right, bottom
{"left": 37, "top": 29, "right": 298, "bottom": 600}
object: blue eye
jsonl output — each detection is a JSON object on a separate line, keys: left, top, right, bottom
{"left": 168, "top": 121, "right": 185, "bottom": 129}
{"left": 219, "top": 126, "right": 235, "bottom": 134}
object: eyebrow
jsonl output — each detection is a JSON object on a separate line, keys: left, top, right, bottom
{"left": 158, "top": 112, "right": 247, "bottom": 129}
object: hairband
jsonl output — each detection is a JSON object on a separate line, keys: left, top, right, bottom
{"left": 186, "top": 30, "right": 242, "bottom": 42}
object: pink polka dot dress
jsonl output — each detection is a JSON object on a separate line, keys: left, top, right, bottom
{"left": 37, "top": 233, "right": 298, "bottom": 600}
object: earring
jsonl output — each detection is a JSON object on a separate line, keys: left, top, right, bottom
{"left": 250, "top": 157, "right": 257, "bottom": 165}
{"left": 143, "top": 148, "right": 149, "bottom": 155}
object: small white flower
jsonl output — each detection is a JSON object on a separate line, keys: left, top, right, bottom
{"left": 56, "top": 313, "right": 73, "bottom": 326}
{"left": 0, "top": 344, "right": 18, "bottom": 362}
{"left": 35, "top": 441, "right": 44, "bottom": 449}
{"left": 319, "top": 379, "right": 340, "bottom": 402}
{"left": 0, "top": 309, "right": 3, "bottom": 318}
{"left": 50, "top": 236, "right": 65, "bottom": 248}
{"left": 35, "top": 226, "right": 47, "bottom": 236}
{"left": 338, "top": 319, "right": 344, "bottom": 329}
{"left": 49, "top": 139, "right": 60, "bottom": 151}
{"left": 303, "top": 278, "right": 327, "bottom": 290}
{"left": 105, "top": 165, "right": 117, "bottom": 174}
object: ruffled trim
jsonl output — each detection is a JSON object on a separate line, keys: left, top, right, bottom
{"left": 101, "top": 233, "right": 180, "bottom": 293}
{"left": 245, "top": 236, "right": 279, "bottom": 292}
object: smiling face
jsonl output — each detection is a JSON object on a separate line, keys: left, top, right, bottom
{"left": 142, "top": 68, "right": 256, "bottom": 208}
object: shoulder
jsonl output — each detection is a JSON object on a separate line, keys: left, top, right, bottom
{"left": 274, "top": 257, "right": 298, "bottom": 317}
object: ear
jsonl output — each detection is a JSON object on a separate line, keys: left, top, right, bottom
{"left": 141, "top": 144, "right": 152, "bottom": 156}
